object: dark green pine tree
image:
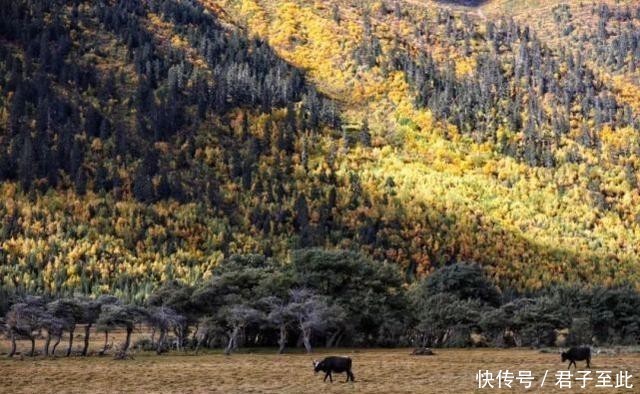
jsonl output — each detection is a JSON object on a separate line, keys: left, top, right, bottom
{"left": 207, "top": 179, "right": 221, "bottom": 208}
{"left": 0, "top": 145, "right": 12, "bottom": 180}
{"left": 133, "top": 169, "right": 155, "bottom": 202}
{"left": 94, "top": 164, "right": 111, "bottom": 193}
{"left": 294, "top": 193, "right": 311, "bottom": 247}
{"left": 69, "top": 139, "right": 84, "bottom": 177}
{"left": 241, "top": 111, "right": 250, "bottom": 142}
{"left": 74, "top": 167, "right": 87, "bottom": 196}
{"left": 156, "top": 170, "right": 171, "bottom": 200}
{"left": 18, "top": 133, "right": 35, "bottom": 191}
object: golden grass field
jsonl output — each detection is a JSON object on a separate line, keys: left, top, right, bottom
{"left": 1, "top": 338, "right": 640, "bottom": 393}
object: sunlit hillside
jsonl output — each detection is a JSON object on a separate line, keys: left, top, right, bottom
{"left": 207, "top": 0, "right": 640, "bottom": 287}
{"left": 2, "top": 0, "right": 640, "bottom": 298}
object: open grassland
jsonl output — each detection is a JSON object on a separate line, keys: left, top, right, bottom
{"left": 1, "top": 347, "right": 639, "bottom": 393}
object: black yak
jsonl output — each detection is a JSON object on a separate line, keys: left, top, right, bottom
{"left": 561, "top": 347, "right": 591, "bottom": 369}
{"left": 313, "top": 356, "right": 355, "bottom": 382}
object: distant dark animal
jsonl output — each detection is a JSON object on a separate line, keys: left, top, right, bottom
{"left": 411, "top": 347, "right": 435, "bottom": 356}
{"left": 561, "top": 347, "right": 591, "bottom": 369}
{"left": 313, "top": 356, "right": 355, "bottom": 383}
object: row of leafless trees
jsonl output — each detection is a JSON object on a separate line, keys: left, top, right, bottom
{"left": 1, "top": 288, "right": 341, "bottom": 358}
{"left": 1, "top": 295, "right": 180, "bottom": 357}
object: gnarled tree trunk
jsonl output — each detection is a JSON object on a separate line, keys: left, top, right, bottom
{"left": 301, "top": 326, "right": 312, "bottom": 353}
{"left": 194, "top": 334, "right": 204, "bottom": 355}
{"left": 29, "top": 337, "right": 35, "bottom": 356}
{"left": 224, "top": 326, "right": 240, "bottom": 355}
{"left": 174, "top": 327, "right": 183, "bottom": 352}
{"left": 44, "top": 332, "right": 52, "bottom": 356}
{"left": 156, "top": 329, "right": 166, "bottom": 355}
{"left": 103, "top": 331, "right": 109, "bottom": 353}
{"left": 191, "top": 323, "right": 199, "bottom": 347}
{"left": 123, "top": 327, "right": 133, "bottom": 352}
{"left": 277, "top": 325, "right": 287, "bottom": 354}
{"left": 82, "top": 324, "right": 91, "bottom": 356}
{"left": 150, "top": 328, "right": 156, "bottom": 348}
{"left": 326, "top": 329, "right": 341, "bottom": 348}
{"left": 9, "top": 332, "right": 16, "bottom": 357}
{"left": 51, "top": 335, "right": 62, "bottom": 355}
{"left": 66, "top": 326, "right": 75, "bottom": 357}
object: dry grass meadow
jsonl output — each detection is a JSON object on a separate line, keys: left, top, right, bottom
{"left": 1, "top": 334, "right": 640, "bottom": 394}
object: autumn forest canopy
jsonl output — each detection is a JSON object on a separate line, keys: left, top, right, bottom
{"left": 3, "top": 0, "right": 640, "bottom": 306}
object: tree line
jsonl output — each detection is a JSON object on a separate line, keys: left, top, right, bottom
{"left": 3, "top": 249, "right": 640, "bottom": 358}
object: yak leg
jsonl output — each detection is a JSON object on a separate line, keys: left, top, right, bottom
{"left": 586, "top": 357, "right": 591, "bottom": 368}
{"left": 346, "top": 370, "right": 355, "bottom": 382}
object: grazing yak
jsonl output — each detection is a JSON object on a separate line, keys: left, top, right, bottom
{"left": 313, "top": 356, "right": 355, "bottom": 383}
{"left": 561, "top": 347, "right": 591, "bottom": 369}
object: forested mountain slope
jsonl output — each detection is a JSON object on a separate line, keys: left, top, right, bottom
{"left": 2, "top": 0, "right": 640, "bottom": 299}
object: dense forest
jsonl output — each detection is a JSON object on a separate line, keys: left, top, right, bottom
{"left": 2, "top": 0, "right": 640, "bottom": 301}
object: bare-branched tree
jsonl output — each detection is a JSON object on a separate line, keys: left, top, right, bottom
{"left": 286, "top": 289, "right": 344, "bottom": 353}
{"left": 39, "top": 313, "right": 65, "bottom": 357}
{"left": 94, "top": 295, "right": 120, "bottom": 354}
{"left": 47, "top": 298, "right": 84, "bottom": 357}
{"left": 147, "top": 306, "right": 185, "bottom": 354}
{"left": 264, "top": 296, "right": 291, "bottom": 354}
{"left": 97, "top": 304, "right": 147, "bottom": 356}
{"left": 222, "top": 305, "right": 263, "bottom": 355}
{"left": 6, "top": 297, "right": 46, "bottom": 357}
{"left": 147, "top": 281, "right": 198, "bottom": 351}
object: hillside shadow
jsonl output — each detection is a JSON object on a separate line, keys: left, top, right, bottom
{"left": 360, "top": 184, "right": 638, "bottom": 289}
